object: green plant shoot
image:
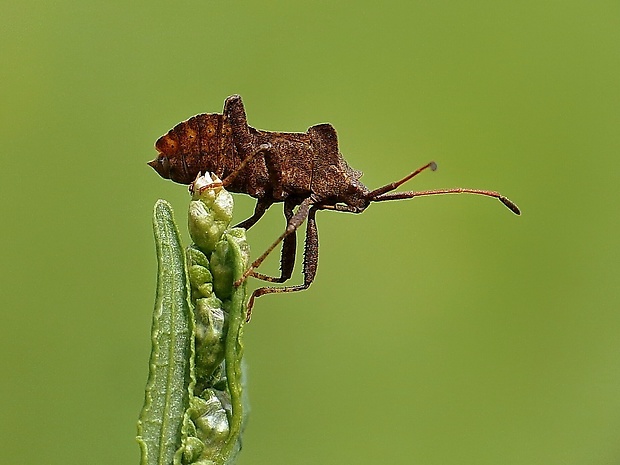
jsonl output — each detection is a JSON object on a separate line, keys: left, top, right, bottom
{"left": 138, "top": 173, "right": 250, "bottom": 465}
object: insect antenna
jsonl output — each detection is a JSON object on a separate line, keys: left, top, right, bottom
{"left": 368, "top": 160, "right": 520, "bottom": 215}
{"left": 372, "top": 188, "right": 521, "bottom": 215}
{"left": 368, "top": 161, "right": 437, "bottom": 198}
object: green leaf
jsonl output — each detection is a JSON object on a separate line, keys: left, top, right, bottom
{"left": 137, "top": 200, "right": 195, "bottom": 465}
{"left": 218, "top": 229, "right": 249, "bottom": 463}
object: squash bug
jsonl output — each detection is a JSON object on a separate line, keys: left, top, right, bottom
{"left": 149, "top": 95, "right": 520, "bottom": 318}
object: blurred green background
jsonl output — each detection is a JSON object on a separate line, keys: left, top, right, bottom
{"left": 2, "top": 1, "right": 619, "bottom": 464}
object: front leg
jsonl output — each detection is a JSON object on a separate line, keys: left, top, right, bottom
{"left": 234, "top": 198, "right": 274, "bottom": 231}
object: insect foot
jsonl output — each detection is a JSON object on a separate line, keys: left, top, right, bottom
{"left": 149, "top": 95, "right": 520, "bottom": 318}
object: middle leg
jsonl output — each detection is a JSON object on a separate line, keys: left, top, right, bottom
{"left": 250, "top": 197, "right": 299, "bottom": 283}
{"left": 245, "top": 206, "right": 320, "bottom": 320}
{"left": 237, "top": 197, "right": 313, "bottom": 286}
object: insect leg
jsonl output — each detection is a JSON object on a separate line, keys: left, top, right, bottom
{"left": 236, "top": 197, "right": 313, "bottom": 286}
{"left": 245, "top": 207, "right": 319, "bottom": 321}
{"left": 234, "top": 198, "right": 274, "bottom": 230}
{"left": 249, "top": 198, "right": 298, "bottom": 283}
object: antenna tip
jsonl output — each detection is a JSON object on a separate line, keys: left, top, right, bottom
{"left": 430, "top": 161, "right": 438, "bottom": 171}
{"left": 499, "top": 196, "right": 521, "bottom": 215}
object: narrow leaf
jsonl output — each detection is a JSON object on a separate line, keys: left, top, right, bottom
{"left": 219, "top": 229, "right": 249, "bottom": 464}
{"left": 138, "top": 200, "right": 194, "bottom": 465}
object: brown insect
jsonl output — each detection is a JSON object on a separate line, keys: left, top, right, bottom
{"left": 149, "top": 95, "right": 520, "bottom": 318}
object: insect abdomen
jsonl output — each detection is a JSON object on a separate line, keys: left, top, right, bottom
{"left": 154, "top": 113, "right": 235, "bottom": 184}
